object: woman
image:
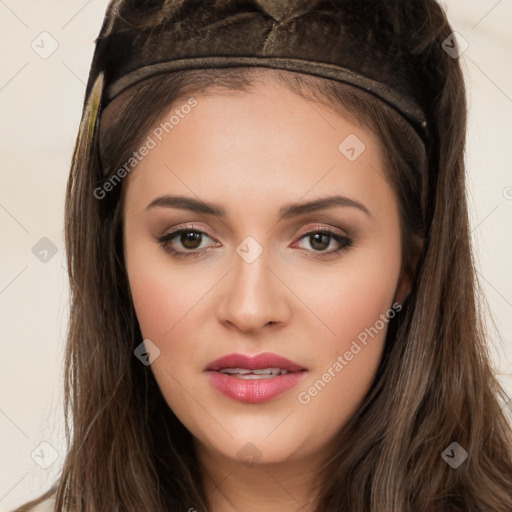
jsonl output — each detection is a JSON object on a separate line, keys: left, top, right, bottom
{"left": 14, "top": 0, "right": 512, "bottom": 511}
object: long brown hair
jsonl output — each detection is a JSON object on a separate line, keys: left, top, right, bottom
{"left": 14, "top": 2, "right": 512, "bottom": 512}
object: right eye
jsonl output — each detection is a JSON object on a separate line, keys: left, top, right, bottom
{"left": 157, "top": 227, "right": 220, "bottom": 258}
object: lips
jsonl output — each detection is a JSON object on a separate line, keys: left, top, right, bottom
{"left": 204, "top": 352, "right": 308, "bottom": 403}
{"left": 204, "top": 352, "right": 307, "bottom": 372}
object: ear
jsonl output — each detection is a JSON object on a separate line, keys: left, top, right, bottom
{"left": 395, "top": 234, "right": 423, "bottom": 305}
{"left": 394, "top": 268, "right": 412, "bottom": 305}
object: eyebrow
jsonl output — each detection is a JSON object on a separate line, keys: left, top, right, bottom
{"left": 145, "top": 194, "right": 372, "bottom": 219}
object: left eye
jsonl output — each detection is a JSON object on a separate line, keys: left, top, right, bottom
{"left": 294, "top": 229, "right": 352, "bottom": 254}
{"left": 158, "top": 228, "right": 352, "bottom": 258}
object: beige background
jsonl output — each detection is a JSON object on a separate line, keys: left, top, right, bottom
{"left": 1, "top": 0, "right": 511, "bottom": 509}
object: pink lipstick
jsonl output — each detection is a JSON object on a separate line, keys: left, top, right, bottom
{"left": 204, "top": 352, "right": 308, "bottom": 404}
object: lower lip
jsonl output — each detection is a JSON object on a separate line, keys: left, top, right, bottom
{"left": 206, "top": 370, "right": 308, "bottom": 403}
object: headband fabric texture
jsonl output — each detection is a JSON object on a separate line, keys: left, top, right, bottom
{"left": 84, "top": 0, "right": 438, "bottom": 169}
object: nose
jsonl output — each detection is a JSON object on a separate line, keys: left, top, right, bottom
{"left": 215, "top": 245, "right": 291, "bottom": 334}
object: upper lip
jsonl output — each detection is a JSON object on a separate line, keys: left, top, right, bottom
{"left": 204, "top": 352, "right": 307, "bottom": 372}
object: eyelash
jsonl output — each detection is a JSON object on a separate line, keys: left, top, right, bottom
{"left": 157, "top": 225, "right": 353, "bottom": 259}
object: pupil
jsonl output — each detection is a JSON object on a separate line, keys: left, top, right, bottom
{"left": 311, "top": 233, "right": 329, "bottom": 251}
{"left": 181, "top": 231, "right": 201, "bottom": 249}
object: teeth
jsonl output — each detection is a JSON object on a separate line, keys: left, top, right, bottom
{"left": 218, "top": 367, "right": 289, "bottom": 378}
{"left": 219, "top": 368, "right": 251, "bottom": 374}
{"left": 234, "top": 373, "right": 279, "bottom": 379}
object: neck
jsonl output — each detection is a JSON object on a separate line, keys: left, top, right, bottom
{"left": 194, "top": 439, "right": 332, "bottom": 512}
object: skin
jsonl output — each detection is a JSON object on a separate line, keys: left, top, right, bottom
{"left": 122, "top": 81, "right": 410, "bottom": 512}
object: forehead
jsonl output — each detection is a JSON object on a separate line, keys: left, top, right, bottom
{"left": 120, "top": 82, "right": 395, "bottom": 222}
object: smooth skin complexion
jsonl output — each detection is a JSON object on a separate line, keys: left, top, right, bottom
{"left": 122, "top": 82, "right": 410, "bottom": 512}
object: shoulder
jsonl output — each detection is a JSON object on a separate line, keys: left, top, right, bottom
{"left": 26, "top": 495, "right": 55, "bottom": 512}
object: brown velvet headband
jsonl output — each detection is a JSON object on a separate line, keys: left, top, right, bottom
{"left": 85, "top": 0, "right": 433, "bottom": 163}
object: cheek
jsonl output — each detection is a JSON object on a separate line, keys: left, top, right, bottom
{"left": 322, "top": 262, "right": 398, "bottom": 346}
{"left": 287, "top": 237, "right": 401, "bottom": 426}
{"left": 290, "top": 239, "right": 401, "bottom": 352}
{"left": 124, "top": 230, "right": 219, "bottom": 341}
{"left": 128, "top": 265, "right": 199, "bottom": 340}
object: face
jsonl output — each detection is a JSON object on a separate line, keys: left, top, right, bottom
{"left": 122, "top": 81, "right": 408, "bottom": 473}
